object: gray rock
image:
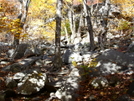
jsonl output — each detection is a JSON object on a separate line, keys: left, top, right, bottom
{"left": 44, "top": 60, "right": 53, "bottom": 65}
{"left": 17, "top": 71, "right": 47, "bottom": 95}
{"left": 18, "top": 56, "right": 41, "bottom": 66}
{"left": 0, "top": 61, "right": 10, "bottom": 65}
{"left": 42, "top": 54, "right": 48, "bottom": 60}
{"left": 62, "top": 49, "right": 96, "bottom": 64}
{"left": 73, "top": 37, "right": 82, "bottom": 44}
{"left": 24, "top": 48, "right": 34, "bottom": 57}
{"left": 33, "top": 47, "right": 42, "bottom": 56}
{"left": 13, "top": 72, "right": 25, "bottom": 81}
{"left": 60, "top": 36, "right": 66, "bottom": 41}
{"left": 62, "top": 49, "right": 72, "bottom": 64}
{"left": 97, "top": 49, "right": 134, "bottom": 68}
{"left": 81, "top": 37, "right": 90, "bottom": 45}
{"left": 2, "top": 56, "right": 42, "bottom": 73}
{"left": 82, "top": 52, "right": 93, "bottom": 63}
{"left": 62, "top": 50, "right": 83, "bottom": 64}
{"left": 46, "top": 47, "right": 55, "bottom": 55}
{"left": 55, "top": 68, "right": 80, "bottom": 101}
{"left": 35, "top": 59, "right": 44, "bottom": 66}
{"left": 74, "top": 43, "right": 83, "bottom": 51}
{"left": 0, "top": 42, "right": 11, "bottom": 55}
{"left": 91, "top": 77, "right": 109, "bottom": 89}
{"left": 2, "top": 63, "right": 22, "bottom": 73}
{"left": 35, "top": 59, "right": 52, "bottom": 66}
{"left": 88, "top": 49, "right": 134, "bottom": 76}
{"left": 12, "top": 44, "right": 30, "bottom": 59}
{"left": 5, "top": 77, "right": 17, "bottom": 88}
{"left": 0, "top": 42, "right": 8, "bottom": 46}
{"left": 42, "top": 54, "right": 54, "bottom": 62}
{"left": 6, "top": 49, "right": 15, "bottom": 58}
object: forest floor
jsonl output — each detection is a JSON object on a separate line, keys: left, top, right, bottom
{"left": 76, "top": 72, "right": 134, "bottom": 101}
{"left": 0, "top": 50, "right": 134, "bottom": 101}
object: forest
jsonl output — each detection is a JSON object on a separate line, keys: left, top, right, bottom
{"left": 0, "top": 0, "right": 134, "bottom": 101}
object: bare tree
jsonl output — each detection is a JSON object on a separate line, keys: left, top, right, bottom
{"left": 13, "top": 0, "right": 31, "bottom": 46}
{"left": 53, "top": 0, "right": 63, "bottom": 70}
{"left": 67, "top": 3, "right": 77, "bottom": 43}
{"left": 83, "top": 0, "right": 95, "bottom": 51}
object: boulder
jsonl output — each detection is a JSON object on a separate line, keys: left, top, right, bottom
{"left": 62, "top": 49, "right": 96, "bottom": 65}
{"left": 88, "top": 49, "right": 134, "bottom": 76}
{"left": 62, "top": 49, "right": 83, "bottom": 64}
{"left": 12, "top": 44, "right": 30, "bottom": 59}
{"left": 24, "top": 48, "right": 34, "bottom": 57}
{"left": 33, "top": 47, "right": 42, "bottom": 56}
{"left": 17, "top": 71, "right": 47, "bottom": 95}
{"left": 55, "top": 67, "right": 81, "bottom": 101}
{"left": 74, "top": 43, "right": 83, "bottom": 51}
{"left": 35, "top": 59, "right": 52, "bottom": 66}
{"left": 24, "top": 46, "right": 43, "bottom": 57}
{"left": 96, "top": 49, "right": 134, "bottom": 68}
{"left": 13, "top": 72, "right": 26, "bottom": 81}
{"left": 0, "top": 61, "right": 10, "bottom": 65}
{"left": 0, "top": 42, "right": 11, "bottom": 56}
{"left": 18, "top": 56, "right": 42, "bottom": 66}
{"left": 6, "top": 49, "right": 15, "bottom": 58}
{"left": 62, "top": 49, "right": 72, "bottom": 64}
{"left": 2, "top": 63, "right": 22, "bottom": 73}
{"left": 5, "top": 76, "right": 17, "bottom": 88}
{"left": 73, "top": 37, "right": 82, "bottom": 44}
{"left": 2, "top": 56, "right": 42, "bottom": 73}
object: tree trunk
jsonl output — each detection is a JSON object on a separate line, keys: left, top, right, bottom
{"left": 13, "top": 0, "right": 31, "bottom": 46}
{"left": 98, "top": 0, "right": 110, "bottom": 49}
{"left": 53, "top": 0, "right": 63, "bottom": 70}
{"left": 68, "top": 10, "right": 76, "bottom": 43}
{"left": 83, "top": 0, "right": 95, "bottom": 51}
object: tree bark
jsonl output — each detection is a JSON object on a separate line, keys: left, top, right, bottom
{"left": 83, "top": 0, "right": 95, "bottom": 51}
{"left": 68, "top": 10, "right": 76, "bottom": 43}
{"left": 53, "top": 0, "right": 63, "bottom": 70}
{"left": 13, "top": 0, "right": 31, "bottom": 46}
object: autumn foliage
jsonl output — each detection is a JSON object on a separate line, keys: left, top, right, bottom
{"left": 0, "top": 0, "right": 23, "bottom": 41}
{"left": 111, "top": 0, "right": 134, "bottom": 17}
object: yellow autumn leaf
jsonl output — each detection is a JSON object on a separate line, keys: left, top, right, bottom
{"left": 72, "top": 61, "right": 77, "bottom": 67}
{"left": 88, "top": 58, "right": 98, "bottom": 68}
{"left": 2, "top": 17, "right": 7, "bottom": 20}
{"left": 21, "top": 33, "right": 28, "bottom": 38}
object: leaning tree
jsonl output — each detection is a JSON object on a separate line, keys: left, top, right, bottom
{"left": 13, "top": 0, "right": 31, "bottom": 46}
